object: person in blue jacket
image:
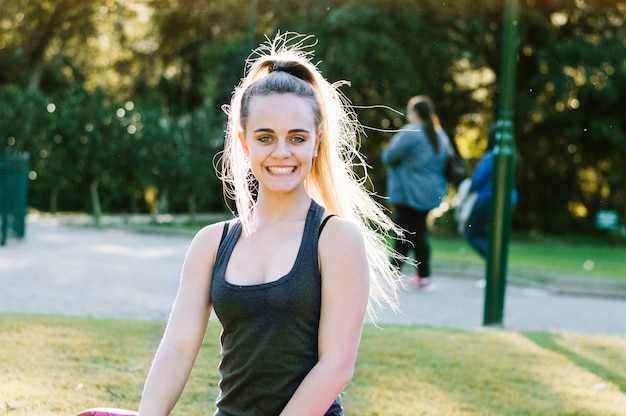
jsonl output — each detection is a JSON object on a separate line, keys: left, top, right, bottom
{"left": 381, "top": 95, "right": 450, "bottom": 290}
{"left": 465, "top": 125, "right": 518, "bottom": 260}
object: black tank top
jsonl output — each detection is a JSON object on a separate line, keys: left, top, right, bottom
{"left": 211, "top": 200, "right": 342, "bottom": 416}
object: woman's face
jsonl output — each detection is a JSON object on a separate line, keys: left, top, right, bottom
{"left": 239, "top": 93, "right": 319, "bottom": 197}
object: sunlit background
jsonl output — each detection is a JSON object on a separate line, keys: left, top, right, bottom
{"left": 1, "top": 0, "right": 624, "bottom": 236}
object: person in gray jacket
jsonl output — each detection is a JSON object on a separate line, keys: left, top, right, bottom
{"left": 381, "top": 95, "right": 450, "bottom": 290}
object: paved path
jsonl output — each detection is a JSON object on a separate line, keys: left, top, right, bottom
{"left": 1, "top": 218, "right": 625, "bottom": 336}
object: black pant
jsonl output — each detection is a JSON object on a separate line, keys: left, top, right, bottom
{"left": 393, "top": 205, "right": 431, "bottom": 278}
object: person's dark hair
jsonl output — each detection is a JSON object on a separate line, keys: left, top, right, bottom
{"left": 412, "top": 97, "right": 439, "bottom": 153}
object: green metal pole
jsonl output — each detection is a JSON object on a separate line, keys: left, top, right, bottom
{"left": 483, "top": 0, "right": 519, "bottom": 326}
{"left": 1, "top": 151, "right": 7, "bottom": 246}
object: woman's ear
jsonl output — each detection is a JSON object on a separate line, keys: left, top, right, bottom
{"left": 314, "top": 128, "right": 322, "bottom": 157}
{"left": 238, "top": 130, "right": 250, "bottom": 156}
{"left": 313, "top": 137, "right": 320, "bottom": 158}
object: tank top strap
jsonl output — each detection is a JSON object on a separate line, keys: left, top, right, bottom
{"left": 318, "top": 214, "right": 336, "bottom": 238}
{"left": 213, "top": 219, "right": 242, "bottom": 287}
{"left": 306, "top": 200, "right": 327, "bottom": 239}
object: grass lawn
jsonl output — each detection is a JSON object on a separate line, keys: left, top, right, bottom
{"left": 430, "top": 235, "right": 626, "bottom": 281}
{"left": 2, "top": 314, "right": 625, "bottom": 416}
{"left": 123, "top": 218, "right": 626, "bottom": 282}
{"left": 110, "top": 215, "right": 626, "bottom": 282}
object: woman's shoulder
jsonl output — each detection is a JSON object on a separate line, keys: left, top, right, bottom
{"left": 395, "top": 125, "right": 428, "bottom": 144}
{"left": 197, "top": 218, "right": 232, "bottom": 235}
{"left": 318, "top": 215, "right": 364, "bottom": 247}
{"left": 317, "top": 215, "right": 368, "bottom": 286}
{"left": 190, "top": 219, "right": 234, "bottom": 250}
{"left": 435, "top": 127, "right": 451, "bottom": 144}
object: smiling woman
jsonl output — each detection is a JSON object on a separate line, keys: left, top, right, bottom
{"left": 127, "top": 32, "right": 407, "bottom": 416}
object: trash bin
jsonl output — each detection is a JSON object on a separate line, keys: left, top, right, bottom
{"left": 0, "top": 148, "right": 30, "bottom": 246}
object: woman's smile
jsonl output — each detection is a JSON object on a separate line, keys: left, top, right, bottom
{"left": 267, "top": 166, "right": 296, "bottom": 175}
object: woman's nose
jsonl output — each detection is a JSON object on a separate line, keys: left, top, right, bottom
{"left": 272, "top": 139, "right": 290, "bottom": 157}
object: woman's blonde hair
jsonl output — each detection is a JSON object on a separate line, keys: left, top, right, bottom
{"left": 220, "top": 32, "right": 403, "bottom": 318}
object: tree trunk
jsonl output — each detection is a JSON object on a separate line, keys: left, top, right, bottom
{"left": 188, "top": 193, "right": 197, "bottom": 223}
{"left": 90, "top": 178, "right": 102, "bottom": 224}
{"left": 130, "top": 190, "right": 141, "bottom": 213}
{"left": 158, "top": 188, "right": 169, "bottom": 215}
{"left": 27, "top": 59, "right": 44, "bottom": 92}
{"left": 49, "top": 187, "right": 59, "bottom": 215}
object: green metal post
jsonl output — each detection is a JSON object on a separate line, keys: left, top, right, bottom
{"left": 1, "top": 151, "right": 7, "bottom": 246}
{"left": 483, "top": 0, "right": 519, "bottom": 326}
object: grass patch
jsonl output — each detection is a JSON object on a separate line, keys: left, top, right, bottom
{"left": 121, "top": 218, "right": 626, "bottom": 282}
{"left": 2, "top": 315, "right": 625, "bottom": 415}
{"left": 85, "top": 215, "right": 626, "bottom": 282}
{"left": 430, "top": 236, "right": 626, "bottom": 281}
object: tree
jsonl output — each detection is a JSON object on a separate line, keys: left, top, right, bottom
{"left": 1, "top": 0, "right": 624, "bottom": 235}
{"left": 514, "top": 0, "right": 626, "bottom": 233}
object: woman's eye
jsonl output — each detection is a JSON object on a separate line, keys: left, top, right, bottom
{"left": 290, "top": 136, "right": 306, "bottom": 143}
{"left": 258, "top": 135, "right": 273, "bottom": 143}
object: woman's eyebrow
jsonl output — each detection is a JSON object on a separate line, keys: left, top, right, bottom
{"left": 253, "top": 128, "right": 311, "bottom": 134}
{"left": 288, "top": 128, "right": 311, "bottom": 134}
{"left": 253, "top": 128, "right": 275, "bottom": 133}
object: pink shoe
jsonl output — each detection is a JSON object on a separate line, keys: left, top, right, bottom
{"left": 409, "top": 275, "right": 435, "bottom": 291}
{"left": 417, "top": 277, "right": 435, "bottom": 291}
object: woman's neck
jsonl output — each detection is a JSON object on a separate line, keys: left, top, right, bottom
{"left": 253, "top": 191, "right": 312, "bottom": 226}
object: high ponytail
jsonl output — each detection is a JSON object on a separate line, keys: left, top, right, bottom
{"left": 412, "top": 97, "right": 440, "bottom": 153}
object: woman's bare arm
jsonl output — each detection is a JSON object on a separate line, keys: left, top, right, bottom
{"left": 138, "top": 223, "right": 224, "bottom": 416}
{"left": 280, "top": 217, "right": 369, "bottom": 416}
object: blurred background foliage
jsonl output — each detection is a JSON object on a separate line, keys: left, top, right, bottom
{"left": 0, "top": 0, "right": 624, "bottom": 235}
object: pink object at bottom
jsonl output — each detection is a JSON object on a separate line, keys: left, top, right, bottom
{"left": 76, "top": 408, "right": 138, "bottom": 416}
